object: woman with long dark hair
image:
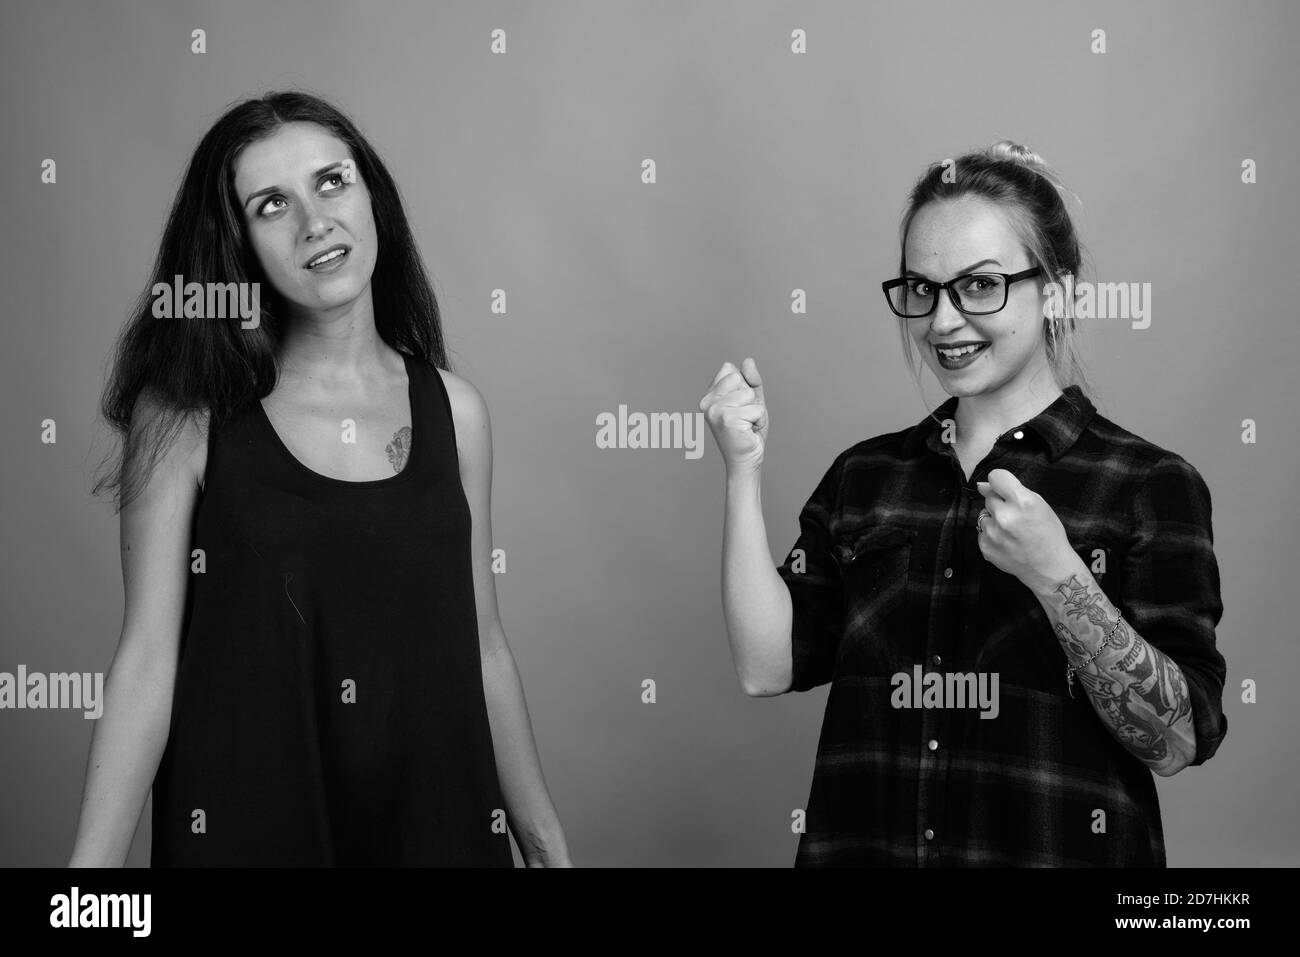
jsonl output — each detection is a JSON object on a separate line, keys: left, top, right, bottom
{"left": 700, "top": 141, "right": 1228, "bottom": 866}
{"left": 69, "top": 91, "right": 569, "bottom": 866}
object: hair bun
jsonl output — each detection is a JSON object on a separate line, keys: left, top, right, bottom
{"left": 989, "top": 140, "right": 1048, "bottom": 170}
{"left": 986, "top": 139, "right": 1079, "bottom": 207}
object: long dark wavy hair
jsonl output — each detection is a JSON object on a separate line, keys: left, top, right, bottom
{"left": 92, "top": 90, "right": 449, "bottom": 512}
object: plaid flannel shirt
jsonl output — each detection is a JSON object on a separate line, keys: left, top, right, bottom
{"left": 777, "top": 385, "right": 1228, "bottom": 866}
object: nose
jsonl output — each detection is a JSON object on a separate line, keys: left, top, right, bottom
{"left": 299, "top": 199, "right": 333, "bottom": 242}
{"left": 927, "top": 291, "right": 968, "bottom": 337}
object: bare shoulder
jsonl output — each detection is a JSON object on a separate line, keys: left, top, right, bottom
{"left": 128, "top": 388, "right": 209, "bottom": 492}
{"left": 436, "top": 367, "right": 491, "bottom": 439}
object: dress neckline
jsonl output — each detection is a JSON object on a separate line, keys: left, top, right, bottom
{"left": 255, "top": 351, "right": 420, "bottom": 489}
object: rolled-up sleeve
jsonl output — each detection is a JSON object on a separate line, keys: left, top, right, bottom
{"left": 1123, "top": 453, "right": 1228, "bottom": 765}
{"left": 777, "top": 454, "right": 846, "bottom": 692}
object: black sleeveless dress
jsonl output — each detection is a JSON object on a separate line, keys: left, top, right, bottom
{"left": 151, "top": 352, "right": 513, "bottom": 866}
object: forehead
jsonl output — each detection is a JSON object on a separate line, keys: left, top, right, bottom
{"left": 904, "top": 196, "right": 1026, "bottom": 273}
{"left": 233, "top": 121, "right": 350, "bottom": 193}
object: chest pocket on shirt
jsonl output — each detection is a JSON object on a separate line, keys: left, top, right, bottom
{"left": 831, "top": 525, "right": 915, "bottom": 675}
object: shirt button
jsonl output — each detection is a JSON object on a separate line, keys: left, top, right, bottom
{"left": 943, "top": 567, "right": 953, "bottom": 579}
{"left": 924, "top": 828, "right": 935, "bottom": 841}
{"left": 1013, "top": 430, "right": 1024, "bottom": 440}
{"left": 933, "top": 654, "right": 943, "bottom": 666}
{"left": 928, "top": 739, "right": 939, "bottom": 751}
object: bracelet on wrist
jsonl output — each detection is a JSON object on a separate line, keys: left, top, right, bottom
{"left": 1065, "top": 612, "right": 1125, "bottom": 699}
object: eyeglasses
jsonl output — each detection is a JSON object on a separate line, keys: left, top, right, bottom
{"left": 881, "top": 266, "right": 1042, "bottom": 318}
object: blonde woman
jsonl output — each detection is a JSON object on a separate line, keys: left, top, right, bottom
{"left": 701, "top": 142, "right": 1227, "bottom": 866}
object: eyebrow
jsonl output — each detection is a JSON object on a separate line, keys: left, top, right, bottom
{"left": 241, "top": 161, "right": 346, "bottom": 210}
{"left": 904, "top": 258, "right": 1002, "bottom": 279}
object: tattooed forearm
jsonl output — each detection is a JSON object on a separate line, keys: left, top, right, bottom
{"left": 1037, "top": 561, "right": 1197, "bottom": 776}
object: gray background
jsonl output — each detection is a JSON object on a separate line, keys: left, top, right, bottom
{"left": 1, "top": 0, "right": 1296, "bottom": 867}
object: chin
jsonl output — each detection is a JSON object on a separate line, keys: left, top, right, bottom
{"left": 307, "top": 278, "right": 366, "bottom": 305}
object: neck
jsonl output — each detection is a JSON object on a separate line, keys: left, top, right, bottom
{"left": 277, "top": 294, "right": 390, "bottom": 381}
{"left": 953, "top": 367, "right": 1063, "bottom": 442}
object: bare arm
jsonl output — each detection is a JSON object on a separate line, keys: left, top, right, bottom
{"left": 699, "top": 359, "right": 798, "bottom": 696}
{"left": 68, "top": 398, "right": 205, "bottom": 866}
{"left": 1031, "top": 556, "right": 1197, "bottom": 777}
{"left": 721, "top": 469, "right": 795, "bottom": 696}
{"left": 442, "top": 370, "right": 570, "bottom": 867}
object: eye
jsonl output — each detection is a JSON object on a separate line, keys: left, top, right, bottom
{"left": 253, "top": 173, "right": 347, "bottom": 219}
{"left": 960, "top": 274, "right": 1005, "bottom": 299}
{"left": 256, "top": 195, "right": 287, "bottom": 218}
{"left": 907, "top": 279, "right": 933, "bottom": 296}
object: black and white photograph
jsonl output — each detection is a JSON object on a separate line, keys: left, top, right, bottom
{"left": 0, "top": 0, "right": 1293, "bottom": 941}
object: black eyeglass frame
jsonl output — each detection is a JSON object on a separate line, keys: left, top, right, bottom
{"left": 881, "top": 266, "right": 1043, "bottom": 318}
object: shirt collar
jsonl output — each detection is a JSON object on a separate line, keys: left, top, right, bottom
{"left": 901, "top": 384, "right": 1096, "bottom": 462}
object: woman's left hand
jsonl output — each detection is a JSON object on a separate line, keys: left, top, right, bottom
{"left": 975, "top": 468, "right": 1079, "bottom": 594}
